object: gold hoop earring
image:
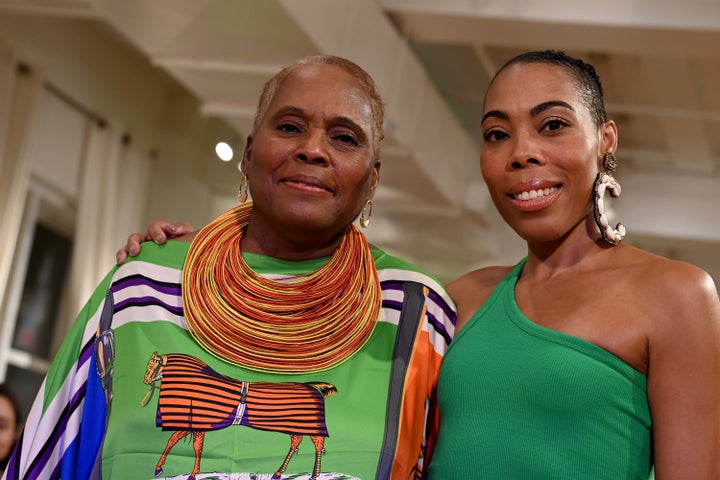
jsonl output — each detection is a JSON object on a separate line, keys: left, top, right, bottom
{"left": 237, "top": 173, "right": 248, "bottom": 204}
{"left": 593, "top": 152, "right": 625, "bottom": 245}
{"left": 359, "top": 200, "right": 373, "bottom": 228}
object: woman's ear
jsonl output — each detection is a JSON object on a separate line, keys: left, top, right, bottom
{"left": 369, "top": 160, "right": 381, "bottom": 196}
{"left": 241, "top": 135, "right": 253, "bottom": 173}
{"left": 601, "top": 120, "right": 619, "bottom": 156}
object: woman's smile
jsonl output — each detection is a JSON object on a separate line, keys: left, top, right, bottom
{"left": 280, "top": 173, "right": 334, "bottom": 195}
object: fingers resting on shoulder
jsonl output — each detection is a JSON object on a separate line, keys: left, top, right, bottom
{"left": 115, "top": 220, "right": 195, "bottom": 265}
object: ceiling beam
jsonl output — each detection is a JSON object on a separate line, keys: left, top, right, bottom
{"left": 0, "top": 0, "right": 97, "bottom": 17}
{"left": 278, "top": 0, "right": 482, "bottom": 210}
{"left": 385, "top": 10, "right": 720, "bottom": 59}
{"left": 380, "top": 0, "right": 720, "bottom": 32}
{"left": 200, "top": 102, "right": 255, "bottom": 119}
{"left": 607, "top": 103, "right": 720, "bottom": 122}
{"left": 152, "top": 56, "right": 282, "bottom": 75}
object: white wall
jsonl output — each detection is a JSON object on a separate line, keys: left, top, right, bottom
{"left": 0, "top": 14, "right": 236, "bottom": 337}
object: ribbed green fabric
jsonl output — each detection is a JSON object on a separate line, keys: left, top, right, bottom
{"left": 430, "top": 259, "right": 653, "bottom": 479}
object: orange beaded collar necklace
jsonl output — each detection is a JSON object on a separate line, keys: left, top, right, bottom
{"left": 182, "top": 203, "right": 381, "bottom": 373}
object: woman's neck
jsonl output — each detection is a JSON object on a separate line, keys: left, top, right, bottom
{"left": 241, "top": 221, "right": 348, "bottom": 261}
{"left": 524, "top": 216, "right": 614, "bottom": 278}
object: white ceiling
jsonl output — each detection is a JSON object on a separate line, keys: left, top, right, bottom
{"left": 1, "top": 0, "right": 718, "bottom": 284}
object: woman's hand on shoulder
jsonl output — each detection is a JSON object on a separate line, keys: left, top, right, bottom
{"left": 647, "top": 260, "right": 720, "bottom": 479}
{"left": 115, "top": 220, "right": 195, "bottom": 265}
{"left": 447, "top": 265, "right": 513, "bottom": 332}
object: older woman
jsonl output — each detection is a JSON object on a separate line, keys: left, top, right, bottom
{"left": 429, "top": 51, "right": 720, "bottom": 479}
{"left": 6, "top": 55, "right": 455, "bottom": 480}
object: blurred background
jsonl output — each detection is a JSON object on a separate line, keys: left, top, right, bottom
{"left": 0, "top": 0, "right": 718, "bottom": 415}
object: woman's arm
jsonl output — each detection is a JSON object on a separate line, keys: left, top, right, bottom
{"left": 648, "top": 262, "right": 720, "bottom": 479}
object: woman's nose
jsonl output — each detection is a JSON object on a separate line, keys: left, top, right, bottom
{"left": 296, "top": 130, "right": 329, "bottom": 165}
{"left": 511, "top": 156, "right": 543, "bottom": 169}
{"left": 509, "top": 133, "right": 545, "bottom": 169}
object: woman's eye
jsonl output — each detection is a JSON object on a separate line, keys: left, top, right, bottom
{"left": 543, "top": 119, "right": 566, "bottom": 132}
{"left": 483, "top": 130, "right": 508, "bottom": 142}
{"left": 334, "top": 133, "right": 359, "bottom": 146}
{"left": 277, "top": 122, "right": 301, "bottom": 133}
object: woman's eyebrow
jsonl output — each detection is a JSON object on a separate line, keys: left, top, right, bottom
{"left": 481, "top": 110, "right": 509, "bottom": 123}
{"left": 481, "top": 100, "right": 575, "bottom": 124}
{"left": 530, "top": 100, "right": 575, "bottom": 117}
{"left": 273, "top": 106, "right": 365, "bottom": 132}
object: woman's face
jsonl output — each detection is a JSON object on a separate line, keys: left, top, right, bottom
{"left": 242, "top": 63, "right": 379, "bottom": 241}
{"left": 480, "top": 61, "right": 616, "bottom": 244}
{"left": 0, "top": 395, "right": 17, "bottom": 460}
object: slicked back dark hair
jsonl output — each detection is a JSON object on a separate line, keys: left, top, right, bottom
{"left": 491, "top": 50, "right": 608, "bottom": 127}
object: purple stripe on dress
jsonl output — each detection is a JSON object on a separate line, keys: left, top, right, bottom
{"left": 380, "top": 280, "right": 404, "bottom": 314}
{"left": 25, "top": 368, "right": 87, "bottom": 479}
{"left": 382, "top": 281, "right": 455, "bottom": 345}
{"left": 49, "top": 462, "right": 61, "bottom": 480}
{"left": 382, "top": 299, "right": 404, "bottom": 311}
{"left": 23, "top": 340, "right": 93, "bottom": 479}
{"left": 383, "top": 299, "right": 452, "bottom": 345}
{"left": 79, "top": 338, "right": 93, "bottom": 366}
{"left": 5, "top": 432, "right": 19, "bottom": 477}
{"left": 427, "top": 289, "right": 456, "bottom": 325}
{"left": 29, "top": 407, "right": 73, "bottom": 478}
{"left": 380, "top": 280, "right": 405, "bottom": 293}
{"left": 427, "top": 311, "right": 453, "bottom": 345}
{"left": 114, "top": 297, "right": 184, "bottom": 316}
{"left": 112, "top": 274, "right": 182, "bottom": 296}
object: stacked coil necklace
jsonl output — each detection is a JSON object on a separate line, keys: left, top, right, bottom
{"left": 182, "top": 203, "right": 381, "bottom": 373}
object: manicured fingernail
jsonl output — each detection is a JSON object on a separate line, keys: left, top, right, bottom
{"left": 129, "top": 246, "right": 137, "bottom": 254}
{"left": 155, "top": 235, "right": 163, "bottom": 242}
{"left": 169, "top": 225, "right": 177, "bottom": 231}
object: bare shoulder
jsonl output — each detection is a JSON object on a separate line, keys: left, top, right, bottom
{"left": 448, "top": 265, "right": 515, "bottom": 332}
{"left": 620, "top": 246, "right": 720, "bottom": 338}
{"left": 626, "top": 247, "right": 718, "bottom": 312}
{"left": 654, "top": 257, "right": 719, "bottom": 334}
{"left": 448, "top": 265, "right": 514, "bottom": 296}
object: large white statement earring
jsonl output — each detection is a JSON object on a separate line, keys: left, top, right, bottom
{"left": 237, "top": 172, "right": 249, "bottom": 204}
{"left": 593, "top": 152, "right": 625, "bottom": 245}
{"left": 359, "top": 200, "right": 373, "bottom": 228}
